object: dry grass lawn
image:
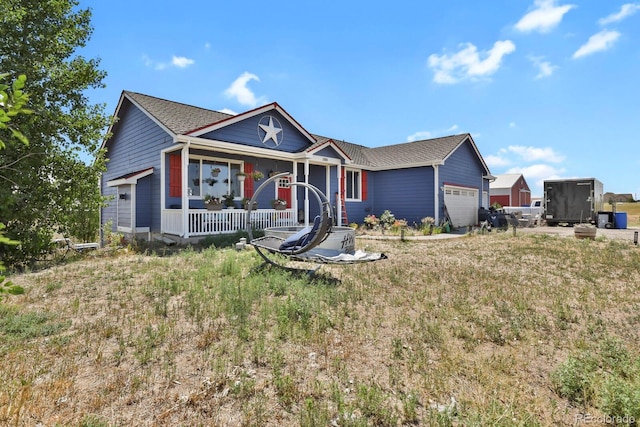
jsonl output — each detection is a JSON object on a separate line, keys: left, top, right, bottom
{"left": 2, "top": 231, "right": 640, "bottom": 426}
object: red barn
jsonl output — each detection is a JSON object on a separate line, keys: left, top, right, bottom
{"left": 489, "top": 174, "right": 531, "bottom": 207}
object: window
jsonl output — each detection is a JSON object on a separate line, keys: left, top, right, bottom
{"left": 345, "top": 169, "right": 361, "bottom": 200}
{"left": 188, "top": 158, "right": 242, "bottom": 199}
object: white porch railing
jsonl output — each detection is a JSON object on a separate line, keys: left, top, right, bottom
{"left": 161, "top": 208, "right": 297, "bottom": 237}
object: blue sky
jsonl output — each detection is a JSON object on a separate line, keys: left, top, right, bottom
{"left": 81, "top": 0, "right": 640, "bottom": 198}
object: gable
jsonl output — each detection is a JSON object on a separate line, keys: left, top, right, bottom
{"left": 440, "top": 138, "right": 487, "bottom": 187}
{"left": 104, "top": 100, "right": 174, "bottom": 178}
{"left": 196, "top": 110, "right": 313, "bottom": 153}
{"left": 491, "top": 174, "right": 525, "bottom": 190}
{"left": 306, "top": 138, "right": 352, "bottom": 163}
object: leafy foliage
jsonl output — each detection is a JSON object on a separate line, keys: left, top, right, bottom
{"left": 0, "top": 74, "right": 30, "bottom": 299}
{"left": 0, "top": 73, "right": 32, "bottom": 148}
{"left": 0, "top": 0, "right": 110, "bottom": 268}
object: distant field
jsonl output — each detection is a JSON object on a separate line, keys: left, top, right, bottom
{"left": 604, "top": 202, "right": 640, "bottom": 226}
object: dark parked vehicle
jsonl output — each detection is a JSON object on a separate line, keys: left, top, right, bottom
{"left": 478, "top": 207, "right": 509, "bottom": 230}
{"left": 544, "top": 178, "right": 603, "bottom": 226}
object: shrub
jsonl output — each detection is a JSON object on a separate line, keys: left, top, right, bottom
{"left": 379, "top": 210, "right": 395, "bottom": 229}
{"left": 363, "top": 214, "right": 380, "bottom": 229}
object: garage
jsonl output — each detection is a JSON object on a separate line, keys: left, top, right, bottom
{"left": 444, "top": 185, "right": 478, "bottom": 227}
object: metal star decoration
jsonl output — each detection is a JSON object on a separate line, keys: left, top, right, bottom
{"left": 258, "top": 116, "right": 283, "bottom": 147}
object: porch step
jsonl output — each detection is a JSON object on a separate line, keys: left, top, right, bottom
{"left": 155, "top": 235, "right": 177, "bottom": 246}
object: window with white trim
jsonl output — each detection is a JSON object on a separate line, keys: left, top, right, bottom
{"left": 188, "top": 157, "right": 242, "bottom": 199}
{"left": 345, "top": 169, "right": 361, "bottom": 201}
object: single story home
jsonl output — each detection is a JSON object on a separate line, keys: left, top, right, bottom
{"left": 603, "top": 192, "right": 634, "bottom": 203}
{"left": 100, "top": 91, "right": 494, "bottom": 241}
{"left": 489, "top": 173, "right": 531, "bottom": 207}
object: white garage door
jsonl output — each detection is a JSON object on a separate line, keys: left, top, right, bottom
{"left": 444, "top": 185, "right": 478, "bottom": 227}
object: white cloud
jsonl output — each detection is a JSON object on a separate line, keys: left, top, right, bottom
{"left": 172, "top": 56, "right": 195, "bottom": 68}
{"left": 485, "top": 154, "right": 511, "bottom": 168}
{"left": 407, "top": 131, "right": 432, "bottom": 142}
{"left": 223, "top": 72, "right": 266, "bottom": 107}
{"left": 599, "top": 3, "right": 640, "bottom": 25}
{"left": 142, "top": 54, "right": 163, "bottom": 70}
{"left": 528, "top": 55, "right": 558, "bottom": 79}
{"left": 407, "top": 124, "right": 461, "bottom": 142}
{"left": 506, "top": 164, "right": 567, "bottom": 195}
{"left": 218, "top": 108, "right": 238, "bottom": 115}
{"left": 507, "top": 163, "right": 564, "bottom": 180}
{"left": 514, "top": 0, "right": 576, "bottom": 33}
{"left": 489, "top": 145, "right": 567, "bottom": 195}
{"left": 509, "top": 122, "right": 517, "bottom": 128}
{"left": 507, "top": 145, "right": 565, "bottom": 162}
{"left": 428, "top": 40, "right": 516, "bottom": 84}
{"left": 204, "top": 42, "right": 211, "bottom": 50}
{"left": 536, "top": 61, "right": 557, "bottom": 79}
{"left": 142, "top": 54, "right": 194, "bottom": 70}
{"left": 572, "top": 30, "right": 621, "bottom": 59}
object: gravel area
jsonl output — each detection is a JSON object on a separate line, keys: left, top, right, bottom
{"left": 515, "top": 224, "right": 639, "bottom": 242}
{"left": 357, "top": 225, "right": 640, "bottom": 244}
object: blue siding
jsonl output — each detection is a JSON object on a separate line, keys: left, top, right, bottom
{"left": 101, "top": 100, "right": 174, "bottom": 232}
{"left": 369, "top": 167, "right": 435, "bottom": 226}
{"left": 200, "top": 111, "right": 311, "bottom": 153}
{"left": 439, "top": 139, "right": 486, "bottom": 218}
{"left": 344, "top": 169, "right": 374, "bottom": 225}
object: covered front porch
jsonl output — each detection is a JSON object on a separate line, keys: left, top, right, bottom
{"left": 159, "top": 138, "right": 346, "bottom": 239}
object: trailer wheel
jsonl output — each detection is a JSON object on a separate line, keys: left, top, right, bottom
{"left": 605, "top": 222, "right": 613, "bottom": 229}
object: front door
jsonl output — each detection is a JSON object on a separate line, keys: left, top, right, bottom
{"left": 277, "top": 176, "right": 292, "bottom": 208}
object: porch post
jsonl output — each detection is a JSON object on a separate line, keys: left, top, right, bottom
{"left": 325, "top": 165, "right": 330, "bottom": 206}
{"left": 337, "top": 164, "right": 342, "bottom": 226}
{"left": 181, "top": 144, "right": 189, "bottom": 238}
{"left": 160, "top": 150, "right": 166, "bottom": 235}
{"left": 304, "top": 160, "right": 310, "bottom": 226}
{"left": 434, "top": 165, "right": 440, "bottom": 224}
{"left": 292, "top": 161, "right": 299, "bottom": 224}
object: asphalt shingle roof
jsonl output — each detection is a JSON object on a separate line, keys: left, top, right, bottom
{"left": 364, "top": 135, "right": 469, "bottom": 168}
{"left": 124, "top": 91, "right": 232, "bottom": 135}
{"left": 120, "top": 91, "right": 483, "bottom": 171}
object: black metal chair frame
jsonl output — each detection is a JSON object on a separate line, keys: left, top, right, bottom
{"left": 246, "top": 172, "right": 333, "bottom": 270}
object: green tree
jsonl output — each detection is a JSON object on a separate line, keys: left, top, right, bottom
{"left": 0, "top": 73, "right": 30, "bottom": 299}
{"left": 0, "top": 0, "right": 110, "bottom": 268}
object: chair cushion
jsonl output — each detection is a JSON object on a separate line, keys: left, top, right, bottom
{"left": 279, "top": 215, "right": 321, "bottom": 251}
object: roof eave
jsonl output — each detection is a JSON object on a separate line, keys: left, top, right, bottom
{"left": 356, "top": 161, "right": 443, "bottom": 171}
{"left": 176, "top": 135, "right": 306, "bottom": 161}
{"left": 100, "top": 91, "right": 177, "bottom": 150}
{"left": 106, "top": 167, "right": 154, "bottom": 187}
{"left": 305, "top": 139, "right": 353, "bottom": 162}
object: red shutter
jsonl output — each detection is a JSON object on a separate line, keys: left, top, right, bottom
{"left": 169, "top": 153, "right": 182, "bottom": 197}
{"left": 244, "top": 163, "right": 254, "bottom": 198}
{"left": 361, "top": 170, "right": 367, "bottom": 200}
